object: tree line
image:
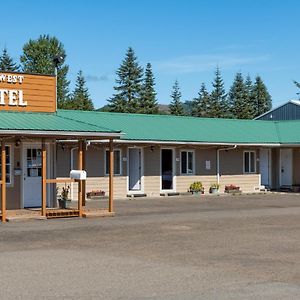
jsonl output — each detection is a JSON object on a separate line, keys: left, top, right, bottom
{"left": 0, "top": 35, "right": 94, "bottom": 110}
{"left": 107, "top": 48, "right": 273, "bottom": 119}
{"left": 1, "top": 35, "right": 299, "bottom": 118}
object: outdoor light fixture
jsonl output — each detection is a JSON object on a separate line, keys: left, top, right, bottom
{"left": 150, "top": 145, "right": 154, "bottom": 152}
{"left": 15, "top": 139, "right": 21, "bottom": 147}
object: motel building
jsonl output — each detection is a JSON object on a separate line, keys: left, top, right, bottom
{"left": 1, "top": 71, "right": 300, "bottom": 222}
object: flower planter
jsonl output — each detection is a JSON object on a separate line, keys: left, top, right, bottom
{"left": 210, "top": 187, "right": 219, "bottom": 194}
{"left": 191, "top": 190, "right": 204, "bottom": 196}
{"left": 58, "top": 198, "right": 71, "bottom": 209}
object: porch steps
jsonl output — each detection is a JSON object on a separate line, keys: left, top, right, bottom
{"left": 160, "top": 192, "right": 180, "bottom": 197}
{"left": 280, "top": 186, "right": 293, "bottom": 192}
{"left": 127, "top": 193, "right": 147, "bottom": 198}
{"left": 46, "top": 209, "right": 79, "bottom": 219}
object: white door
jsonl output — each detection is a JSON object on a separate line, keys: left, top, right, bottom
{"left": 260, "top": 149, "right": 271, "bottom": 187}
{"left": 128, "top": 148, "right": 142, "bottom": 191}
{"left": 23, "top": 145, "right": 43, "bottom": 207}
{"left": 280, "top": 149, "right": 293, "bottom": 186}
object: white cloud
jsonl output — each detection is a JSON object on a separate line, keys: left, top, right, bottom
{"left": 153, "top": 54, "right": 269, "bottom": 74}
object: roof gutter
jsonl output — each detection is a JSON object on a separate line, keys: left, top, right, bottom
{"left": 0, "top": 130, "right": 122, "bottom": 138}
{"left": 217, "top": 145, "right": 237, "bottom": 184}
{"left": 56, "top": 139, "right": 281, "bottom": 147}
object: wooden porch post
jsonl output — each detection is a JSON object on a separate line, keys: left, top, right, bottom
{"left": 82, "top": 140, "right": 86, "bottom": 206}
{"left": 109, "top": 139, "right": 114, "bottom": 213}
{"left": 41, "top": 139, "right": 47, "bottom": 217}
{"left": 78, "top": 140, "right": 83, "bottom": 217}
{"left": 1, "top": 140, "right": 6, "bottom": 223}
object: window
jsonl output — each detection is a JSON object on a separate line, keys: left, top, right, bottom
{"left": 105, "top": 149, "right": 121, "bottom": 175}
{"left": 181, "top": 150, "right": 194, "bottom": 175}
{"left": 0, "top": 146, "right": 12, "bottom": 185}
{"left": 244, "top": 151, "right": 256, "bottom": 173}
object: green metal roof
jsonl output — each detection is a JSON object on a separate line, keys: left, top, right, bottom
{"left": 275, "top": 121, "right": 300, "bottom": 144}
{"left": 0, "top": 111, "right": 120, "bottom": 136}
{"left": 57, "top": 110, "right": 285, "bottom": 144}
{"left": 2, "top": 109, "right": 300, "bottom": 144}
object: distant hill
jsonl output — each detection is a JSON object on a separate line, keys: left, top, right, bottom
{"left": 97, "top": 101, "right": 192, "bottom": 115}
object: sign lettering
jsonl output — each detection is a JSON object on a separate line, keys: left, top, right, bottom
{"left": 0, "top": 73, "right": 26, "bottom": 107}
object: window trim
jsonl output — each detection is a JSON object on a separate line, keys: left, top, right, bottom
{"left": 180, "top": 150, "right": 195, "bottom": 175}
{"left": 243, "top": 150, "right": 256, "bottom": 174}
{"left": 0, "top": 144, "right": 13, "bottom": 187}
{"left": 104, "top": 148, "right": 122, "bottom": 176}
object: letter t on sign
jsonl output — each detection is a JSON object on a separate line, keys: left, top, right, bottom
{"left": 8, "top": 90, "right": 18, "bottom": 106}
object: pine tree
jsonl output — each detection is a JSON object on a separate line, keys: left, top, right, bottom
{"left": 228, "top": 73, "right": 253, "bottom": 119}
{"left": 210, "top": 67, "right": 228, "bottom": 118}
{"left": 20, "top": 35, "right": 70, "bottom": 109}
{"left": 139, "top": 63, "right": 158, "bottom": 114}
{"left": 69, "top": 70, "right": 94, "bottom": 111}
{"left": 169, "top": 80, "right": 184, "bottom": 116}
{"left": 191, "top": 83, "right": 211, "bottom": 117}
{"left": 108, "top": 47, "right": 143, "bottom": 113}
{"left": 244, "top": 74, "right": 256, "bottom": 119}
{"left": 0, "top": 48, "right": 19, "bottom": 72}
{"left": 251, "top": 76, "right": 272, "bottom": 117}
{"left": 294, "top": 81, "right": 300, "bottom": 99}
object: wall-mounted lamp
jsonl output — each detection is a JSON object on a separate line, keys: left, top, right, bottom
{"left": 15, "top": 139, "right": 21, "bottom": 147}
{"left": 150, "top": 145, "right": 155, "bottom": 152}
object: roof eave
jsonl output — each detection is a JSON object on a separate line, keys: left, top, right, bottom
{"left": 0, "top": 129, "right": 122, "bottom": 139}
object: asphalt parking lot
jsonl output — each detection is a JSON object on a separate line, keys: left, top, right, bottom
{"left": 1, "top": 193, "right": 300, "bottom": 299}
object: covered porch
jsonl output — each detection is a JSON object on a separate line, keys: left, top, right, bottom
{"left": 0, "top": 111, "right": 121, "bottom": 223}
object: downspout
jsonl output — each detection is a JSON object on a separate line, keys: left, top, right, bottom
{"left": 217, "top": 145, "right": 237, "bottom": 184}
{"left": 70, "top": 147, "right": 77, "bottom": 200}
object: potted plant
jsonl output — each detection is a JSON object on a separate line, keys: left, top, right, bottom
{"left": 58, "top": 186, "right": 71, "bottom": 209}
{"left": 210, "top": 182, "right": 220, "bottom": 194}
{"left": 189, "top": 181, "right": 204, "bottom": 195}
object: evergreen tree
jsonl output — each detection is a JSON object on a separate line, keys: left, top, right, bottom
{"left": 140, "top": 63, "right": 158, "bottom": 114}
{"left": 0, "top": 48, "right": 19, "bottom": 71}
{"left": 251, "top": 75, "right": 272, "bottom": 117}
{"left": 108, "top": 47, "right": 143, "bottom": 113}
{"left": 228, "top": 72, "right": 253, "bottom": 119}
{"left": 69, "top": 70, "right": 94, "bottom": 110}
{"left": 191, "top": 83, "right": 211, "bottom": 117}
{"left": 20, "top": 35, "right": 70, "bottom": 108}
{"left": 244, "top": 74, "right": 256, "bottom": 119}
{"left": 294, "top": 80, "right": 300, "bottom": 99}
{"left": 210, "top": 67, "right": 228, "bottom": 118}
{"left": 169, "top": 80, "right": 184, "bottom": 116}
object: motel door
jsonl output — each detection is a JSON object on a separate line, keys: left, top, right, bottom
{"left": 128, "top": 148, "right": 142, "bottom": 191}
{"left": 280, "top": 149, "right": 293, "bottom": 186}
{"left": 161, "top": 149, "right": 174, "bottom": 190}
{"left": 260, "top": 149, "right": 271, "bottom": 187}
{"left": 23, "top": 145, "right": 43, "bottom": 207}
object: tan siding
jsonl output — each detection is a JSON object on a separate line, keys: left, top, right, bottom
{"left": 219, "top": 174, "right": 261, "bottom": 193}
{"left": 56, "top": 148, "right": 71, "bottom": 177}
{"left": 57, "top": 176, "right": 127, "bottom": 200}
{"left": 86, "top": 147, "right": 104, "bottom": 177}
{"left": 176, "top": 174, "right": 260, "bottom": 194}
{"left": 219, "top": 148, "right": 243, "bottom": 175}
{"left": 196, "top": 148, "right": 217, "bottom": 175}
{"left": 176, "top": 175, "right": 217, "bottom": 193}
{"left": 144, "top": 176, "right": 161, "bottom": 196}
{"left": 144, "top": 146, "right": 160, "bottom": 176}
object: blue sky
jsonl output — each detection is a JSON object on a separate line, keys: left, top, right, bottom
{"left": 1, "top": 0, "right": 299, "bottom": 108}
